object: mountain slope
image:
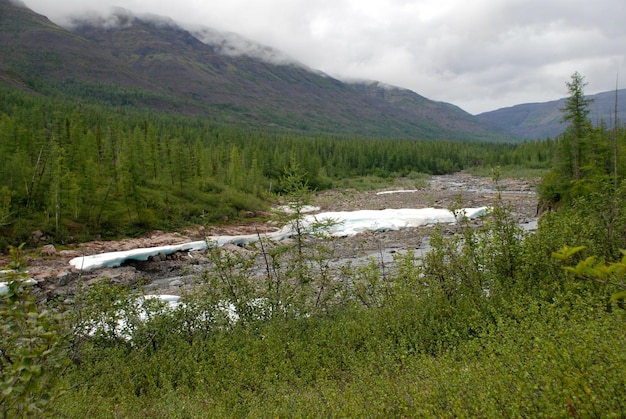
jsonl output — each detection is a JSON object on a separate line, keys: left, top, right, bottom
{"left": 477, "top": 89, "right": 626, "bottom": 140}
{"left": 0, "top": 1, "right": 156, "bottom": 92}
{"left": 351, "top": 82, "right": 510, "bottom": 142}
{"left": 0, "top": 1, "right": 513, "bottom": 141}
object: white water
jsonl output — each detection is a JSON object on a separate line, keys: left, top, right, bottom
{"left": 69, "top": 207, "right": 488, "bottom": 271}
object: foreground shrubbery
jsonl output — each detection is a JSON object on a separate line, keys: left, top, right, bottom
{"left": 3, "top": 175, "right": 626, "bottom": 417}
{"left": 54, "top": 294, "right": 626, "bottom": 418}
{"left": 0, "top": 247, "right": 68, "bottom": 418}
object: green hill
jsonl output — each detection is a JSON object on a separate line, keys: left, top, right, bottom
{"left": 0, "top": 0, "right": 512, "bottom": 141}
{"left": 477, "top": 89, "right": 626, "bottom": 140}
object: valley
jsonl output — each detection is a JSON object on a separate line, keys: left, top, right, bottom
{"left": 2, "top": 2, "right": 626, "bottom": 416}
{"left": 17, "top": 172, "right": 538, "bottom": 301}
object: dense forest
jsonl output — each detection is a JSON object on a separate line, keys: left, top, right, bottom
{"left": 2, "top": 73, "right": 626, "bottom": 417}
{"left": 0, "top": 85, "right": 553, "bottom": 249}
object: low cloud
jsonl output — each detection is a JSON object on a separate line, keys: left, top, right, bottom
{"left": 58, "top": 6, "right": 306, "bottom": 68}
{"left": 64, "top": 7, "right": 182, "bottom": 31}
{"left": 190, "top": 26, "right": 300, "bottom": 66}
{"left": 20, "top": 0, "right": 626, "bottom": 114}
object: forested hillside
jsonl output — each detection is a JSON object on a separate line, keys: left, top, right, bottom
{"left": 0, "top": 0, "right": 513, "bottom": 141}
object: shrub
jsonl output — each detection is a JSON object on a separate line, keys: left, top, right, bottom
{"left": 1, "top": 246, "right": 68, "bottom": 417}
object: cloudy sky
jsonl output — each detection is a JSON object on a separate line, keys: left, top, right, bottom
{"left": 22, "top": 0, "right": 626, "bottom": 114}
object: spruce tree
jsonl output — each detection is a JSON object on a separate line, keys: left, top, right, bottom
{"left": 561, "top": 71, "right": 593, "bottom": 181}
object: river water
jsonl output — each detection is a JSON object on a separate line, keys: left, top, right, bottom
{"left": 142, "top": 174, "right": 539, "bottom": 292}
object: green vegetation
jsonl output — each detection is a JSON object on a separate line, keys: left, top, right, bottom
{"left": 2, "top": 175, "right": 617, "bottom": 417}
{"left": 2, "top": 73, "right": 625, "bottom": 417}
{"left": 539, "top": 72, "right": 626, "bottom": 209}
{"left": 0, "top": 246, "right": 68, "bottom": 418}
{"left": 0, "top": 85, "right": 552, "bottom": 249}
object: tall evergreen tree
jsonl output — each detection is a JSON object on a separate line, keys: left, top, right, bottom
{"left": 561, "top": 71, "right": 593, "bottom": 180}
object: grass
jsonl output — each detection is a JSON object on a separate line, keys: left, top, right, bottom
{"left": 338, "top": 173, "right": 430, "bottom": 192}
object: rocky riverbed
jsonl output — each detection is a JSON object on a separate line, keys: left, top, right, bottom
{"left": 6, "top": 172, "right": 539, "bottom": 301}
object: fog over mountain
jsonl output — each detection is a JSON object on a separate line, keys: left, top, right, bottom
{"left": 191, "top": 27, "right": 301, "bottom": 67}
{"left": 21, "top": 0, "right": 626, "bottom": 115}
{"left": 3, "top": 0, "right": 624, "bottom": 141}
{"left": 0, "top": 0, "right": 514, "bottom": 141}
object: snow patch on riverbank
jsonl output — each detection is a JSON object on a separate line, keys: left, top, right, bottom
{"left": 69, "top": 207, "right": 488, "bottom": 271}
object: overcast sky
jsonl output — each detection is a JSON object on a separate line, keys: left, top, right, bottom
{"left": 22, "top": 0, "right": 626, "bottom": 114}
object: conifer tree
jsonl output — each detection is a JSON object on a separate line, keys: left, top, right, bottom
{"left": 561, "top": 71, "right": 593, "bottom": 181}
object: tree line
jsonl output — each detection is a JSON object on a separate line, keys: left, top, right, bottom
{"left": 0, "top": 85, "right": 554, "bottom": 247}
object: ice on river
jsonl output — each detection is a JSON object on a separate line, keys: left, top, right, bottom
{"left": 69, "top": 207, "right": 488, "bottom": 271}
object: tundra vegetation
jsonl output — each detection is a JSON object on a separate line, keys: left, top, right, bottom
{"left": 1, "top": 73, "right": 626, "bottom": 417}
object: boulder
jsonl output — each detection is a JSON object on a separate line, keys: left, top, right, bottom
{"left": 41, "top": 244, "right": 57, "bottom": 256}
{"left": 148, "top": 253, "right": 167, "bottom": 262}
{"left": 59, "top": 250, "right": 82, "bottom": 258}
{"left": 223, "top": 243, "right": 255, "bottom": 257}
{"left": 31, "top": 230, "right": 44, "bottom": 242}
{"left": 56, "top": 269, "right": 75, "bottom": 286}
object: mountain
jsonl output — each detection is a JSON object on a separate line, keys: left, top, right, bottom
{"left": 0, "top": 0, "right": 513, "bottom": 141}
{"left": 476, "top": 89, "right": 626, "bottom": 140}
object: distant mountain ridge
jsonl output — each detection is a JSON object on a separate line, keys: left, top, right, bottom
{"left": 477, "top": 89, "right": 626, "bottom": 140}
{"left": 0, "top": 0, "right": 514, "bottom": 141}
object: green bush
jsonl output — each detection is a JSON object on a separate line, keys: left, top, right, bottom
{"left": 1, "top": 246, "right": 68, "bottom": 417}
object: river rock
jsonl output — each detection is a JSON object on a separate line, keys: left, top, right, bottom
{"left": 169, "top": 279, "right": 184, "bottom": 287}
{"left": 223, "top": 243, "right": 255, "bottom": 257}
{"left": 56, "top": 269, "right": 75, "bottom": 286}
{"left": 149, "top": 253, "right": 167, "bottom": 262}
{"left": 188, "top": 251, "right": 209, "bottom": 264}
{"left": 59, "top": 250, "right": 82, "bottom": 258}
{"left": 41, "top": 244, "right": 57, "bottom": 256}
{"left": 96, "top": 267, "right": 138, "bottom": 285}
